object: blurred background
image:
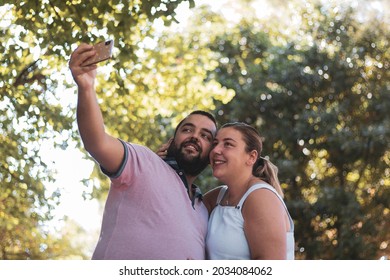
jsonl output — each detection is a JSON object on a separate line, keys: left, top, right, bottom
{"left": 0, "top": 0, "right": 389, "bottom": 259}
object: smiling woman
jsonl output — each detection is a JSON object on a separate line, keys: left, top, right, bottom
{"left": 203, "top": 122, "right": 294, "bottom": 260}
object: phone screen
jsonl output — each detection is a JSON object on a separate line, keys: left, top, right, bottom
{"left": 81, "top": 40, "right": 114, "bottom": 66}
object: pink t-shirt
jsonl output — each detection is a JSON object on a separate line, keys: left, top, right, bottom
{"left": 91, "top": 142, "right": 209, "bottom": 260}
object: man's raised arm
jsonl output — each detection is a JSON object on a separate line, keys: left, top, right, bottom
{"left": 69, "top": 43, "right": 124, "bottom": 174}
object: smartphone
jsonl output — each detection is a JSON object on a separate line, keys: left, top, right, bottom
{"left": 81, "top": 40, "right": 114, "bottom": 66}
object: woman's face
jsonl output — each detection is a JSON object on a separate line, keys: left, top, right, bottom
{"left": 209, "top": 127, "right": 254, "bottom": 182}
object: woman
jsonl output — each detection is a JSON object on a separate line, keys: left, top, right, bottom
{"left": 203, "top": 122, "right": 294, "bottom": 260}
{"left": 157, "top": 122, "right": 294, "bottom": 259}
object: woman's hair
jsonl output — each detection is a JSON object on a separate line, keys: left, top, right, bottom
{"left": 221, "top": 122, "right": 284, "bottom": 197}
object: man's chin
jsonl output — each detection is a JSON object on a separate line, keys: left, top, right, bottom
{"left": 181, "top": 152, "right": 200, "bottom": 161}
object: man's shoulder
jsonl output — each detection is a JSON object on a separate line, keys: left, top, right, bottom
{"left": 122, "top": 141, "right": 158, "bottom": 156}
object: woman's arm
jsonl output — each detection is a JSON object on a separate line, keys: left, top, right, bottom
{"left": 242, "top": 189, "right": 289, "bottom": 260}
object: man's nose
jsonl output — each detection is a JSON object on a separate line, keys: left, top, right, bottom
{"left": 189, "top": 136, "right": 200, "bottom": 144}
{"left": 190, "top": 131, "right": 202, "bottom": 141}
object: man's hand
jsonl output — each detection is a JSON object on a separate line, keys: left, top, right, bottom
{"left": 69, "top": 43, "right": 98, "bottom": 90}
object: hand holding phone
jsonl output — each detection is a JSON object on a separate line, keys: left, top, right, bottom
{"left": 81, "top": 40, "right": 114, "bottom": 66}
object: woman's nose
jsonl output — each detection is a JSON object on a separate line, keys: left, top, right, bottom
{"left": 211, "top": 144, "right": 221, "bottom": 154}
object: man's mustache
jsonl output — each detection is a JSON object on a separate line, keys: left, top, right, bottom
{"left": 181, "top": 138, "right": 201, "bottom": 153}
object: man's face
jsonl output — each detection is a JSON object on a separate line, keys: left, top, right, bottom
{"left": 167, "top": 114, "right": 217, "bottom": 176}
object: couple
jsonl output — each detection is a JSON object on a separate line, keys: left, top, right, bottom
{"left": 69, "top": 43, "right": 294, "bottom": 260}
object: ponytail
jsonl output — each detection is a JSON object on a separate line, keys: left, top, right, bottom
{"left": 253, "top": 157, "right": 283, "bottom": 198}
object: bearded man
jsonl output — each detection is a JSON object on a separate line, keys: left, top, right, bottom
{"left": 69, "top": 43, "right": 217, "bottom": 260}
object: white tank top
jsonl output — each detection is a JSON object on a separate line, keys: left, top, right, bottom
{"left": 206, "top": 183, "right": 295, "bottom": 260}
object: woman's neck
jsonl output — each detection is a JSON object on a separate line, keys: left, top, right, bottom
{"left": 225, "top": 176, "right": 262, "bottom": 205}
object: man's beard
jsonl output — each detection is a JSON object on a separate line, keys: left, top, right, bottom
{"left": 167, "top": 138, "right": 209, "bottom": 177}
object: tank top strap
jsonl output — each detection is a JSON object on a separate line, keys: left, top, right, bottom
{"left": 216, "top": 185, "right": 228, "bottom": 205}
{"left": 237, "top": 183, "right": 270, "bottom": 207}
{"left": 237, "top": 183, "right": 294, "bottom": 230}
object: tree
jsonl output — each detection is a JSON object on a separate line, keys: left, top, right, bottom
{"left": 206, "top": 0, "right": 389, "bottom": 259}
{"left": 2, "top": 0, "right": 388, "bottom": 260}
{"left": 0, "top": 0, "right": 235, "bottom": 259}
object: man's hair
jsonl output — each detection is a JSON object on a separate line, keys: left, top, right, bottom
{"left": 173, "top": 110, "right": 217, "bottom": 136}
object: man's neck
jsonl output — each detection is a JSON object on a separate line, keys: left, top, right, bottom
{"left": 164, "top": 156, "right": 193, "bottom": 188}
{"left": 185, "top": 175, "right": 196, "bottom": 197}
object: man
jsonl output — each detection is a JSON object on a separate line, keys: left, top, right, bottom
{"left": 69, "top": 43, "right": 217, "bottom": 259}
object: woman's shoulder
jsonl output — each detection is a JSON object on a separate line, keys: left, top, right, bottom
{"left": 205, "top": 185, "right": 226, "bottom": 195}
{"left": 203, "top": 186, "right": 227, "bottom": 214}
{"left": 242, "top": 184, "right": 287, "bottom": 221}
{"left": 245, "top": 183, "right": 282, "bottom": 205}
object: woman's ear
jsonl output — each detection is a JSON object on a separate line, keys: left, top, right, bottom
{"left": 246, "top": 150, "right": 258, "bottom": 166}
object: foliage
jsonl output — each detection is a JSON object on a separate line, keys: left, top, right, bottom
{"left": 1, "top": 0, "right": 388, "bottom": 260}
{"left": 206, "top": 0, "right": 389, "bottom": 259}
{"left": 0, "top": 0, "right": 233, "bottom": 259}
